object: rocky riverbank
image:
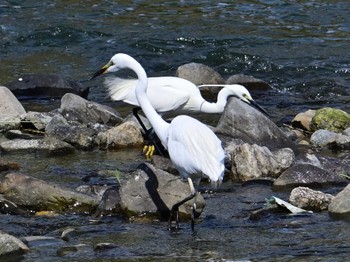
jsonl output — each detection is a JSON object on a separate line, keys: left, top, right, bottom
{"left": 0, "top": 63, "right": 349, "bottom": 257}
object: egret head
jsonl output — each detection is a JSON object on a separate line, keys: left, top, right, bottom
{"left": 226, "top": 84, "right": 268, "bottom": 115}
{"left": 90, "top": 53, "right": 130, "bottom": 80}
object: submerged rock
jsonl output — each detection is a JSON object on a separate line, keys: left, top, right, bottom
{"left": 289, "top": 187, "right": 334, "bottom": 211}
{"left": 328, "top": 184, "right": 350, "bottom": 220}
{"left": 0, "top": 172, "right": 99, "bottom": 213}
{"left": 216, "top": 98, "right": 297, "bottom": 152}
{"left": 176, "top": 62, "right": 225, "bottom": 85}
{"left": 310, "top": 107, "right": 350, "bottom": 133}
{"left": 5, "top": 74, "right": 89, "bottom": 99}
{"left": 226, "top": 74, "right": 271, "bottom": 90}
{"left": 119, "top": 163, "right": 205, "bottom": 219}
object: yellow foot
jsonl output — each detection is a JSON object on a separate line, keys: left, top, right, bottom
{"left": 142, "top": 144, "right": 155, "bottom": 160}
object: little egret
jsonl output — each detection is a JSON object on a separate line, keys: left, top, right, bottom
{"left": 91, "top": 53, "right": 225, "bottom": 231}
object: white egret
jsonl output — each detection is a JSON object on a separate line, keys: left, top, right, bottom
{"left": 103, "top": 76, "right": 267, "bottom": 114}
{"left": 91, "top": 53, "right": 225, "bottom": 231}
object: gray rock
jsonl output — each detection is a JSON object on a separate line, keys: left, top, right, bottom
{"left": 60, "top": 93, "right": 122, "bottom": 126}
{"left": 0, "top": 86, "right": 26, "bottom": 117}
{"left": 176, "top": 62, "right": 225, "bottom": 85}
{"left": 0, "top": 172, "right": 99, "bottom": 213}
{"left": 119, "top": 163, "right": 205, "bottom": 219}
{"left": 95, "top": 121, "right": 144, "bottom": 149}
{"left": 328, "top": 184, "right": 350, "bottom": 220}
{"left": 20, "top": 111, "right": 54, "bottom": 131}
{"left": 226, "top": 74, "right": 271, "bottom": 90}
{"left": 273, "top": 163, "right": 348, "bottom": 190}
{"left": 0, "top": 230, "right": 29, "bottom": 256}
{"left": 216, "top": 98, "right": 297, "bottom": 152}
{"left": 289, "top": 187, "right": 334, "bottom": 211}
{"left": 310, "top": 129, "right": 350, "bottom": 150}
{"left": 46, "top": 114, "right": 96, "bottom": 150}
{"left": 5, "top": 74, "right": 89, "bottom": 99}
{"left": 227, "top": 142, "right": 294, "bottom": 181}
{"left": 0, "top": 136, "right": 75, "bottom": 154}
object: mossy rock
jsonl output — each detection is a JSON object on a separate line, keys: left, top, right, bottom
{"left": 310, "top": 107, "right": 350, "bottom": 133}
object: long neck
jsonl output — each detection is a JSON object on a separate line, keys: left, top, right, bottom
{"left": 131, "top": 60, "right": 169, "bottom": 146}
{"left": 200, "top": 87, "right": 232, "bottom": 113}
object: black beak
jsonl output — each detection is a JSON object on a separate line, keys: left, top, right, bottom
{"left": 90, "top": 66, "right": 108, "bottom": 80}
{"left": 249, "top": 99, "right": 269, "bottom": 117}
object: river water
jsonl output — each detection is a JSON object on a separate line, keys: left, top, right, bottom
{"left": 1, "top": 1, "right": 350, "bottom": 261}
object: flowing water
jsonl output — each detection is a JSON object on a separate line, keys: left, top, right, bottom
{"left": 0, "top": 1, "right": 350, "bottom": 261}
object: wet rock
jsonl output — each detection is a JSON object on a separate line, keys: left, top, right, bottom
{"left": 273, "top": 163, "right": 348, "bottom": 190}
{"left": 216, "top": 98, "right": 297, "bottom": 152}
{"left": 176, "top": 62, "right": 225, "bottom": 85}
{"left": 226, "top": 142, "right": 294, "bottom": 181}
{"left": 289, "top": 187, "right": 334, "bottom": 211}
{"left": 95, "top": 121, "right": 144, "bottom": 149}
{"left": 0, "top": 172, "right": 99, "bottom": 212}
{"left": 60, "top": 93, "right": 122, "bottom": 126}
{"left": 0, "top": 230, "right": 29, "bottom": 256}
{"left": 4, "top": 129, "right": 44, "bottom": 140}
{"left": 310, "top": 129, "right": 350, "bottom": 150}
{"left": 0, "top": 86, "right": 26, "bottom": 117}
{"left": 226, "top": 74, "right": 271, "bottom": 90}
{"left": 328, "top": 184, "right": 350, "bottom": 220}
{"left": 20, "top": 111, "right": 54, "bottom": 131}
{"left": 310, "top": 107, "right": 350, "bottom": 133}
{"left": 0, "top": 158, "right": 20, "bottom": 172}
{"left": 94, "top": 187, "right": 121, "bottom": 217}
{"left": 151, "top": 155, "right": 179, "bottom": 175}
{"left": 119, "top": 163, "right": 205, "bottom": 219}
{"left": 292, "top": 109, "right": 316, "bottom": 131}
{"left": 46, "top": 114, "right": 96, "bottom": 150}
{"left": 5, "top": 74, "right": 89, "bottom": 99}
{"left": 0, "top": 136, "right": 75, "bottom": 154}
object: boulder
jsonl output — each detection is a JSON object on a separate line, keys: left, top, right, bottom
{"left": 292, "top": 109, "right": 316, "bottom": 131}
{"left": 310, "top": 107, "right": 350, "bottom": 133}
{"left": 46, "top": 115, "right": 97, "bottom": 150}
{"left": 0, "top": 136, "right": 75, "bottom": 155}
{"left": 0, "top": 172, "right": 99, "bottom": 213}
{"left": 226, "top": 142, "right": 294, "bottom": 181}
{"left": 119, "top": 163, "right": 205, "bottom": 219}
{"left": 328, "top": 184, "right": 350, "bottom": 220}
{"left": 216, "top": 98, "right": 297, "bottom": 152}
{"left": 226, "top": 74, "right": 270, "bottom": 90}
{"left": 5, "top": 74, "right": 89, "bottom": 99}
{"left": 0, "top": 86, "right": 26, "bottom": 117}
{"left": 289, "top": 187, "right": 334, "bottom": 211}
{"left": 273, "top": 163, "right": 348, "bottom": 190}
{"left": 60, "top": 93, "right": 122, "bottom": 126}
{"left": 0, "top": 230, "right": 29, "bottom": 257}
{"left": 95, "top": 121, "right": 144, "bottom": 149}
{"left": 310, "top": 129, "right": 350, "bottom": 150}
{"left": 176, "top": 62, "right": 225, "bottom": 85}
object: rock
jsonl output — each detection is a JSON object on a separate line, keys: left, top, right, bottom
{"left": 328, "top": 184, "right": 350, "bottom": 220}
{"left": 60, "top": 93, "right": 122, "bottom": 126}
{"left": 176, "top": 62, "right": 225, "bottom": 85}
{"left": 226, "top": 142, "right": 294, "bottom": 181}
{"left": 310, "top": 107, "right": 350, "bottom": 133}
{"left": 4, "top": 129, "right": 44, "bottom": 140}
{"left": 292, "top": 109, "right": 316, "bottom": 131}
{"left": 273, "top": 164, "right": 348, "bottom": 190}
{"left": 46, "top": 114, "right": 97, "bottom": 150}
{"left": 119, "top": 163, "right": 205, "bottom": 219}
{"left": 0, "top": 230, "right": 29, "bottom": 256}
{"left": 0, "top": 158, "right": 20, "bottom": 172}
{"left": 95, "top": 121, "right": 144, "bottom": 149}
{"left": 216, "top": 98, "right": 297, "bottom": 152}
{"left": 5, "top": 74, "right": 89, "bottom": 99}
{"left": 0, "top": 172, "right": 99, "bottom": 213}
{"left": 289, "top": 187, "right": 334, "bottom": 211}
{"left": 310, "top": 129, "right": 350, "bottom": 150}
{"left": 0, "top": 86, "right": 26, "bottom": 117}
{"left": 226, "top": 74, "right": 271, "bottom": 90}
{"left": 20, "top": 111, "right": 54, "bottom": 131}
{"left": 0, "top": 136, "right": 75, "bottom": 154}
